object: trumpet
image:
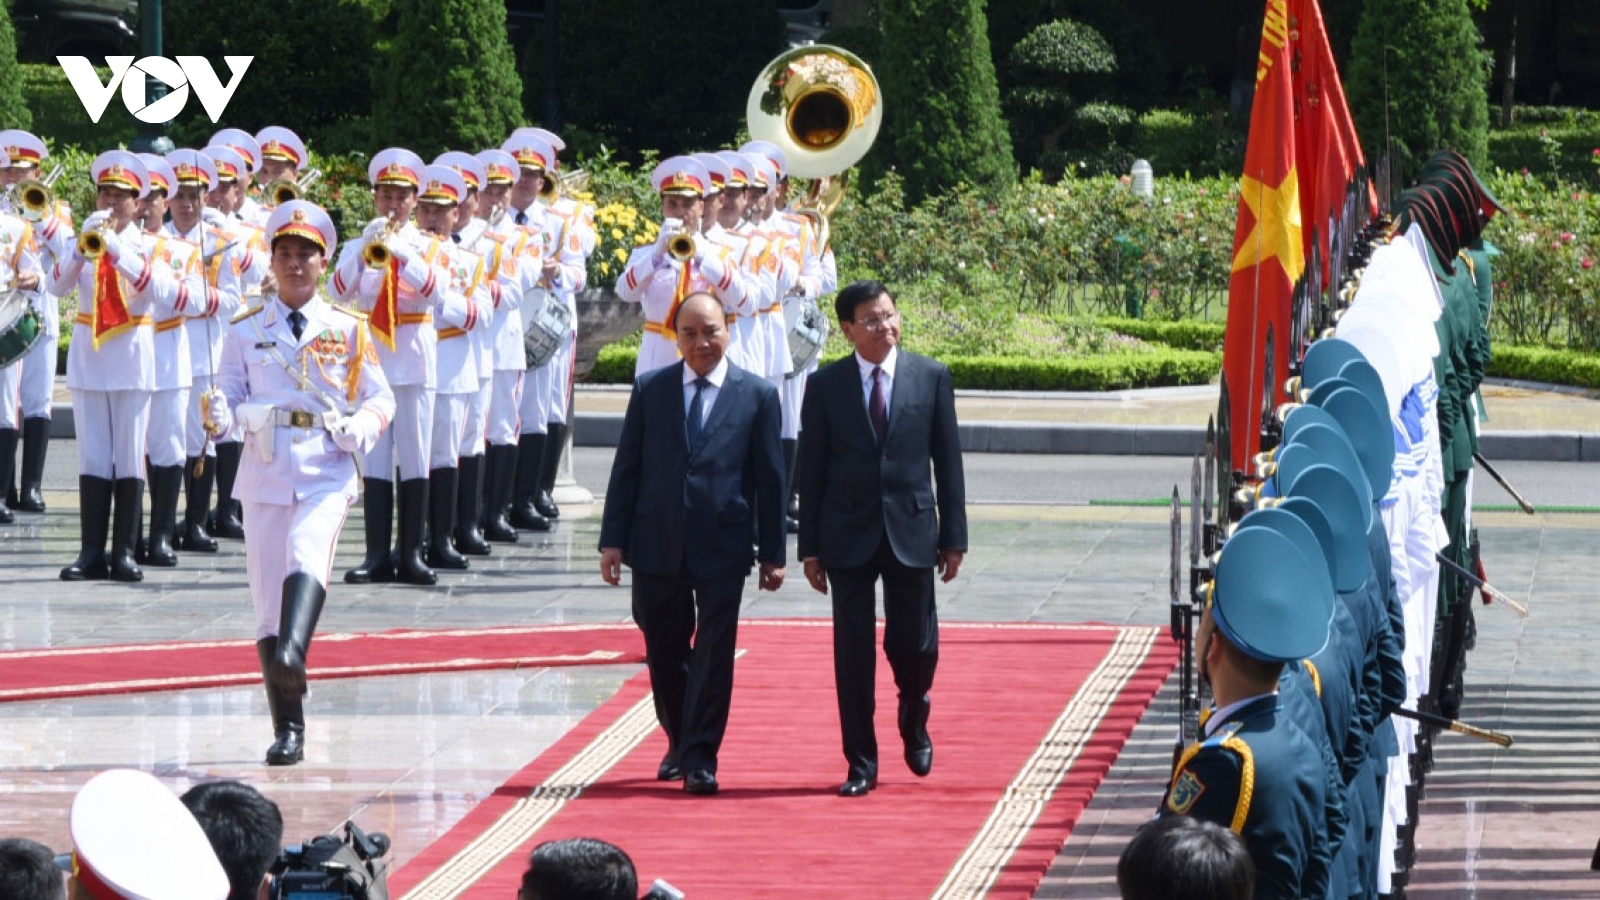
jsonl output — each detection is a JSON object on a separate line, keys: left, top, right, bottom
{"left": 537, "top": 168, "right": 590, "bottom": 205}
{"left": 666, "top": 231, "right": 696, "bottom": 262}
{"left": 264, "top": 168, "right": 323, "bottom": 206}
{"left": 78, "top": 228, "right": 107, "bottom": 260}
{"left": 362, "top": 215, "right": 403, "bottom": 268}
{"left": 8, "top": 164, "right": 64, "bottom": 224}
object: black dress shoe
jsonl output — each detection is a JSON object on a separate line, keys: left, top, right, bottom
{"left": 657, "top": 752, "right": 683, "bottom": 781}
{"left": 684, "top": 770, "right": 719, "bottom": 795}
{"left": 838, "top": 774, "right": 877, "bottom": 797}
{"left": 905, "top": 738, "right": 933, "bottom": 777}
{"left": 265, "top": 729, "right": 304, "bottom": 766}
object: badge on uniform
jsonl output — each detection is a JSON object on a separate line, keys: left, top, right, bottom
{"left": 255, "top": 341, "right": 277, "bottom": 349}
{"left": 1167, "top": 769, "right": 1207, "bottom": 815}
{"left": 309, "top": 329, "right": 349, "bottom": 362}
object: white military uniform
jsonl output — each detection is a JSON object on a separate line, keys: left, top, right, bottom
{"left": 513, "top": 202, "right": 586, "bottom": 435}
{"left": 425, "top": 234, "right": 493, "bottom": 469}
{"left": 0, "top": 132, "right": 73, "bottom": 438}
{"left": 0, "top": 209, "right": 42, "bottom": 427}
{"left": 537, "top": 192, "right": 595, "bottom": 426}
{"left": 465, "top": 216, "right": 532, "bottom": 448}
{"left": 144, "top": 231, "right": 207, "bottom": 468}
{"left": 163, "top": 216, "right": 246, "bottom": 460}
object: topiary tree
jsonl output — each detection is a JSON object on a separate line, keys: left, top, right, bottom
{"left": 876, "top": 0, "right": 1015, "bottom": 203}
{"left": 1347, "top": 0, "right": 1492, "bottom": 182}
{"left": 373, "top": 0, "right": 525, "bottom": 159}
{"left": 1003, "top": 19, "right": 1118, "bottom": 175}
{"left": 0, "top": 0, "right": 30, "bottom": 130}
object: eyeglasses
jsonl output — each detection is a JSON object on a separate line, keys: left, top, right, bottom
{"left": 853, "top": 312, "right": 899, "bottom": 332}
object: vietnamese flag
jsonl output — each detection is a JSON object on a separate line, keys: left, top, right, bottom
{"left": 1222, "top": 0, "right": 1305, "bottom": 476}
{"left": 1292, "top": 0, "right": 1365, "bottom": 287}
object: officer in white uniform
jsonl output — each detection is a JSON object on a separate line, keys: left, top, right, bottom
{"left": 210, "top": 127, "right": 268, "bottom": 227}
{"left": 0, "top": 131, "right": 72, "bottom": 518}
{"left": 255, "top": 125, "right": 310, "bottom": 215}
{"left": 694, "top": 151, "right": 766, "bottom": 379}
{"left": 53, "top": 152, "right": 191, "bottom": 583}
{"left": 331, "top": 147, "right": 459, "bottom": 586}
{"left": 206, "top": 200, "right": 395, "bottom": 764}
{"left": 61, "top": 769, "right": 230, "bottom": 900}
{"left": 501, "top": 133, "right": 586, "bottom": 531}
{"left": 0, "top": 146, "right": 43, "bottom": 527}
{"left": 164, "top": 149, "right": 247, "bottom": 553}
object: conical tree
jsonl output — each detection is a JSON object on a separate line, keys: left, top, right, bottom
{"left": 877, "top": 0, "right": 1014, "bottom": 203}
{"left": 1347, "top": 0, "right": 1491, "bottom": 180}
{"left": 373, "top": 0, "right": 525, "bottom": 158}
{"left": 0, "top": 0, "right": 30, "bottom": 130}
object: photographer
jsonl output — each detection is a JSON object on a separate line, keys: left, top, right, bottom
{"left": 181, "top": 782, "right": 284, "bottom": 900}
{"left": 0, "top": 837, "right": 64, "bottom": 900}
{"left": 519, "top": 838, "right": 637, "bottom": 900}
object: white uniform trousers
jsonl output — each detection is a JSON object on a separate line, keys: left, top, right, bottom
{"left": 19, "top": 331, "right": 56, "bottom": 419}
{"left": 73, "top": 389, "right": 150, "bottom": 479}
{"left": 781, "top": 367, "right": 808, "bottom": 440}
{"left": 430, "top": 391, "right": 472, "bottom": 470}
{"left": 545, "top": 330, "right": 577, "bottom": 425}
{"left": 488, "top": 370, "right": 523, "bottom": 446}
{"left": 147, "top": 386, "right": 190, "bottom": 468}
{"left": 0, "top": 363, "right": 19, "bottom": 428}
{"left": 186, "top": 375, "right": 216, "bottom": 458}
{"left": 243, "top": 493, "right": 353, "bottom": 640}
{"left": 519, "top": 359, "right": 555, "bottom": 436}
{"left": 365, "top": 384, "right": 433, "bottom": 482}
{"left": 465, "top": 378, "right": 491, "bottom": 456}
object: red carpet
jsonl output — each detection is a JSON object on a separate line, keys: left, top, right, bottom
{"left": 393, "top": 621, "right": 1177, "bottom": 900}
{"left": 0, "top": 624, "right": 646, "bottom": 702}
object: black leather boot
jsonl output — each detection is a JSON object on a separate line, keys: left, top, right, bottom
{"left": 143, "top": 465, "right": 183, "bottom": 567}
{"left": 345, "top": 478, "right": 395, "bottom": 584}
{"left": 257, "top": 639, "right": 304, "bottom": 765}
{"left": 454, "top": 454, "right": 491, "bottom": 556}
{"left": 782, "top": 438, "right": 800, "bottom": 534}
{"left": 60, "top": 476, "right": 113, "bottom": 580}
{"left": 0, "top": 429, "right": 16, "bottom": 525}
{"left": 269, "top": 572, "right": 326, "bottom": 699}
{"left": 426, "top": 467, "right": 469, "bottom": 570}
{"left": 535, "top": 422, "right": 565, "bottom": 519}
{"left": 483, "top": 444, "right": 521, "bottom": 541}
{"left": 177, "top": 457, "right": 218, "bottom": 552}
{"left": 396, "top": 477, "right": 437, "bottom": 585}
{"left": 13, "top": 417, "right": 49, "bottom": 513}
{"left": 509, "top": 433, "right": 550, "bottom": 531}
{"left": 209, "top": 441, "right": 245, "bottom": 539}
{"left": 109, "top": 478, "right": 145, "bottom": 582}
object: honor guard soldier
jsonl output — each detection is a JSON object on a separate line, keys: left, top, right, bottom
{"left": 617, "top": 156, "right": 749, "bottom": 377}
{"left": 332, "top": 147, "right": 456, "bottom": 586}
{"left": 62, "top": 769, "right": 230, "bottom": 900}
{"left": 500, "top": 133, "right": 586, "bottom": 531}
{"left": 1160, "top": 521, "right": 1334, "bottom": 900}
{"left": 54, "top": 152, "right": 192, "bottom": 582}
{"left": 719, "top": 150, "right": 792, "bottom": 393}
{"left": 134, "top": 153, "right": 212, "bottom": 567}
{"left": 694, "top": 152, "right": 766, "bottom": 380}
{"left": 413, "top": 164, "right": 493, "bottom": 570}
{"left": 164, "top": 149, "right": 246, "bottom": 552}
{"left": 210, "top": 127, "right": 268, "bottom": 227}
{"left": 204, "top": 200, "right": 395, "bottom": 764}
{"left": 203, "top": 143, "right": 272, "bottom": 540}
{"left": 0, "top": 131, "right": 72, "bottom": 518}
{"left": 256, "top": 125, "right": 310, "bottom": 209}
{"left": 0, "top": 146, "right": 43, "bottom": 527}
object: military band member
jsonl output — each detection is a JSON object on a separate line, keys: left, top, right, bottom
{"left": 733, "top": 152, "right": 798, "bottom": 391}
{"left": 54, "top": 152, "right": 190, "bottom": 582}
{"left": 210, "top": 128, "right": 267, "bottom": 227}
{"left": 617, "top": 156, "right": 749, "bottom": 377}
{"left": 134, "top": 153, "right": 211, "bottom": 567}
{"left": 694, "top": 152, "right": 767, "bottom": 380}
{"left": 414, "top": 164, "right": 493, "bottom": 570}
{"left": 0, "top": 147, "right": 43, "bottom": 527}
{"left": 255, "top": 126, "right": 310, "bottom": 212}
{"left": 164, "top": 149, "right": 247, "bottom": 552}
{"left": 204, "top": 201, "right": 395, "bottom": 764}
{"left": 0, "top": 130, "right": 72, "bottom": 518}
{"left": 501, "top": 133, "right": 585, "bottom": 531}
{"left": 332, "top": 147, "right": 455, "bottom": 586}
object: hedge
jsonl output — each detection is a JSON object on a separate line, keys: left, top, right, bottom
{"left": 1485, "top": 346, "right": 1600, "bottom": 391}
{"left": 1090, "top": 317, "right": 1225, "bottom": 351}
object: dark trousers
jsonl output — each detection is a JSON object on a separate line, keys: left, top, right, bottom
{"left": 828, "top": 535, "right": 939, "bottom": 780}
{"left": 632, "top": 568, "right": 746, "bottom": 775}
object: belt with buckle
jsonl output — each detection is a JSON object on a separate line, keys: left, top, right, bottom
{"left": 273, "top": 409, "right": 324, "bottom": 430}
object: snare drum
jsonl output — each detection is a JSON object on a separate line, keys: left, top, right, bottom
{"left": 523, "top": 292, "right": 574, "bottom": 369}
{"left": 0, "top": 289, "right": 43, "bottom": 370}
{"left": 786, "top": 297, "right": 829, "bottom": 377}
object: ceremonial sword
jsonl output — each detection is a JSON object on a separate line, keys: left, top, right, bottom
{"left": 1434, "top": 551, "right": 1530, "bottom": 618}
{"left": 1472, "top": 451, "right": 1536, "bottom": 515}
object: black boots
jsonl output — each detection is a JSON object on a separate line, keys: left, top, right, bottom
{"left": 109, "top": 478, "right": 144, "bottom": 582}
{"left": 143, "top": 465, "right": 184, "bottom": 567}
{"left": 176, "top": 457, "right": 218, "bottom": 552}
{"left": 396, "top": 477, "right": 436, "bottom": 585}
{"left": 453, "top": 454, "right": 491, "bottom": 556}
{"left": 782, "top": 438, "right": 800, "bottom": 534}
{"left": 209, "top": 441, "right": 246, "bottom": 539}
{"left": 509, "top": 433, "right": 550, "bottom": 531}
{"left": 345, "top": 478, "right": 395, "bottom": 584}
{"left": 258, "top": 637, "right": 305, "bottom": 766}
{"left": 426, "top": 467, "right": 469, "bottom": 570}
{"left": 12, "top": 417, "right": 48, "bottom": 513}
{"left": 482, "top": 443, "right": 520, "bottom": 541}
{"left": 0, "top": 429, "right": 15, "bottom": 525}
{"left": 60, "top": 476, "right": 113, "bottom": 580}
{"left": 535, "top": 422, "right": 566, "bottom": 520}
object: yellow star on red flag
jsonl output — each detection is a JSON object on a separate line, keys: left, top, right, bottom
{"left": 1230, "top": 167, "right": 1305, "bottom": 282}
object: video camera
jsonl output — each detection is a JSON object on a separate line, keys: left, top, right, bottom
{"left": 272, "top": 821, "right": 392, "bottom": 900}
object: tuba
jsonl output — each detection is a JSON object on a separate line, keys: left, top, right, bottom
{"left": 8, "top": 164, "right": 64, "bottom": 224}
{"left": 746, "top": 44, "right": 882, "bottom": 254}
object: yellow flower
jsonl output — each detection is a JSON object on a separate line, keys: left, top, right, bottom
{"left": 611, "top": 228, "right": 624, "bottom": 240}
{"left": 614, "top": 247, "right": 628, "bottom": 262}
{"left": 600, "top": 261, "right": 611, "bottom": 275}
{"left": 635, "top": 235, "right": 650, "bottom": 246}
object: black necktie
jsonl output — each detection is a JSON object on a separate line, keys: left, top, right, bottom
{"left": 288, "top": 310, "right": 306, "bottom": 341}
{"left": 686, "top": 377, "right": 709, "bottom": 450}
{"left": 515, "top": 209, "right": 528, "bottom": 226}
{"left": 451, "top": 233, "right": 461, "bottom": 244}
{"left": 869, "top": 366, "right": 888, "bottom": 445}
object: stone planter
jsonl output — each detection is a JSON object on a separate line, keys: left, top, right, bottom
{"left": 554, "top": 287, "right": 643, "bottom": 506}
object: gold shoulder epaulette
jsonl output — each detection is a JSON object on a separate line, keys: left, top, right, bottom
{"left": 231, "top": 305, "right": 263, "bottom": 323}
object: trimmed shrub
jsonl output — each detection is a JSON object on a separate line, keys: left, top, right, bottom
{"left": 0, "top": 1, "right": 29, "bottom": 130}
{"left": 1485, "top": 346, "right": 1600, "bottom": 390}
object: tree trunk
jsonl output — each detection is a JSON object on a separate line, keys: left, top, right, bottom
{"left": 1500, "top": 9, "right": 1517, "bottom": 128}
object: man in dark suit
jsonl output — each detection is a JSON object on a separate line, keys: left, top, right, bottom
{"left": 599, "top": 291, "right": 787, "bottom": 796}
{"left": 798, "top": 280, "right": 967, "bottom": 797}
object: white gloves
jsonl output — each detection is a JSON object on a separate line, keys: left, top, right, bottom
{"left": 201, "top": 390, "right": 231, "bottom": 437}
{"left": 329, "top": 409, "right": 383, "bottom": 454}
{"left": 363, "top": 216, "right": 392, "bottom": 239}
{"left": 202, "top": 208, "right": 228, "bottom": 228}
